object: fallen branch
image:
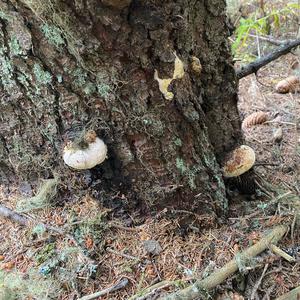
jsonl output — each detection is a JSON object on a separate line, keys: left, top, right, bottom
{"left": 274, "top": 286, "right": 300, "bottom": 300}
{"left": 77, "top": 278, "right": 129, "bottom": 300}
{"left": 106, "top": 247, "right": 140, "bottom": 261}
{"left": 236, "top": 39, "right": 300, "bottom": 79}
{"left": 0, "top": 205, "right": 29, "bottom": 225}
{"left": 158, "top": 225, "right": 287, "bottom": 300}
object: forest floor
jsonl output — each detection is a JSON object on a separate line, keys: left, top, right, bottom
{"left": 1, "top": 3, "right": 300, "bottom": 300}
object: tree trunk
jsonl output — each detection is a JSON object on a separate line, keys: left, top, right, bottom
{"left": 0, "top": 0, "right": 242, "bottom": 216}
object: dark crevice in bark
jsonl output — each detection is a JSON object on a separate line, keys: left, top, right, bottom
{"left": 53, "top": 88, "right": 64, "bottom": 136}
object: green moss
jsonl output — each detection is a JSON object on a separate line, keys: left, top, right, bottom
{"left": 73, "top": 68, "right": 87, "bottom": 87}
{"left": 73, "top": 213, "right": 106, "bottom": 250}
{"left": 0, "top": 10, "right": 12, "bottom": 21}
{"left": 83, "top": 82, "right": 96, "bottom": 95}
{"left": 0, "top": 268, "right": 60, "bottom": 300}
{"left": 36, "top": 243, "right": 56, "bottom": 265}
{"left": 97, "top": 82, "right": 111, "bottom": 98}
{"left": 17, "top": 73, "right": 32, "bottom": 89}
{"left": 187, "top": 165, "right": 202, "bottom": 190}
{"left": 176, "top": 157, "right": 187, "bottom": 174}
{"left": 8, "top": 36, "right": 22, "bottom": 57}
{"left": 33, "top": 64, "right": 52, "bottom": 85}
{"left": 16, "top": 178, "right": 58, "bottom": 212}
{"left": 41, "top": 24, "right": 65, "bottom": 48}
{"left": 56, "top": 74, "right": 63, "bottom": 83}
{"left": 174, "top": 138, "right": 182, "bottom": 147}
{"left": 0, "top": 44, "right": 15, "bottom": 93}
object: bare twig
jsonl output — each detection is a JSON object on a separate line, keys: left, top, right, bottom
{"left": 270, "top": 244, "right": 296, "bottom": 262}
{"left": 109, "top": 222, "right": 138, "bottom": 232}
{"left": 106, "top": 247, "right": 140, "bottom": 261}
{"left": 255, "top": 162, "right": 280, "bottom": 167}
{"left": 250, "top": 263, "right": 269, "bottom": 300}
{"left": 129, "top": 278, "right": 193, "bottom": 300}
{"left": 129, "top": 281, "right": 174, "bottom": 300}
{"left": 77, "top": 278, "right": 129, "bottom": 300}
{"left": 158, "top": 225, "right": 288, "bottom": 300}
{"left": 236, "top": 38, "right": 300, "bottom": 79}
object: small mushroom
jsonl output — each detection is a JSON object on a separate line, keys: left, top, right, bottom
{"left": 222, "top": 145, "right": 255, "bottom": 178}
{"left": 63, "top": 131, "right": 107, "bottom": 170}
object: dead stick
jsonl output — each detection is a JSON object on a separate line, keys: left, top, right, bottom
{"left": 250, "top": 263, "right": 269, "bottom": 300}
{"left": 129, "top": 281, "right": 174, "bottom": 300}
{"left": 107, "top": 247, "right": 140, "bottom": 261}
{"left": 0, "top": 204, "right": 29, "bottom": 225}
{"left": 236, "top": 39, "right": 300, "bottom": 79}
{"left": 158, "top": 225, "right": 287, "bottom": 300}
{"left": 270, "top": 244, "right": 296, "bottom": 262}
{"left": 77, "top": 278, "right": 129, "bottom": 300}
{"left": 129, "top": 278, "right": 195, "bottom": 300}
{"left": 274, "top": 286, "right": 300, "bottom": 300}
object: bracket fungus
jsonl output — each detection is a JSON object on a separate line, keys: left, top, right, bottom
{"left": 63, "top": 131, "right": 107, "bottom": 170}
{"left": 222, "top": 145, "right": 255, "bottom": 178}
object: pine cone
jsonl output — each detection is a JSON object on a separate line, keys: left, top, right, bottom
{"left": 275, "top": 75, "right": 300, "bottom": 93}
{"left": 242, "top": 111, "right": 268, "bottom": 130}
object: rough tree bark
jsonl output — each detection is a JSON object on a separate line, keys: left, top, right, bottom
{"left": 0, "top": 0, "right": 242, "bottom": 216}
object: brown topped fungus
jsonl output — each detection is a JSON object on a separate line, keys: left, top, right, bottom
{"left": 222, "top": 145, "right": 255, "bottom": 178}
